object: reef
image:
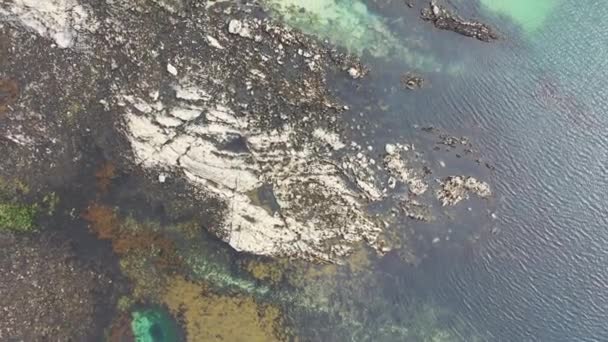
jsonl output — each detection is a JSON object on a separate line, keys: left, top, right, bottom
{"left": 280, "top": 250, "right": 488, "bottom": 341}
{"left": 421, "top": 1, "right": 498, "bottom": 42}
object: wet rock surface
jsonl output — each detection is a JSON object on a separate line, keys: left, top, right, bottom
{"left": 421, "top": 1, "right": 498, "bottom": 42}
{"left": 437, "top": 175, "right": 492, "bottom": 206}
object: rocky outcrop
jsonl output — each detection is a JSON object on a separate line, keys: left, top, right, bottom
{"left": 421, "top": 1, "right": 497, "bottom": 42}
{"left": 0, "top": 0, "right": 494, "bottom": 263}
{"left": 436, "top": 176, "right": 492, "bottom": 206}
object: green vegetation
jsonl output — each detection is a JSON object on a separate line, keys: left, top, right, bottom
{"left": 131, "top": 308, "right": 179, "bottom": 342}
{"left": 0, "top": 203, "right": 37, "bottom": 233}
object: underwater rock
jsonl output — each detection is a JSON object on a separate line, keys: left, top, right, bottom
{"left": 162, "top": 276, "right": 286, "bottom": 341}
{"left": 421, "top": 1, "right": 498, "bottom": 42}
{"left": 400, "top": 198, "right": 433, "bottom": 221}
{"left": 401, "top": 72, "right": 424, "bottom": 90}
{"left": 436, "top": 175, "right": 492, "bottom": 206}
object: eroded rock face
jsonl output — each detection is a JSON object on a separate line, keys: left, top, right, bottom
{"left": 122, "top": 91, "right": 385, "bottom": 261}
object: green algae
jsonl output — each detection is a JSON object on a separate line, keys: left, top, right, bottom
{"left": 131, "top": 308, "right": 179, "bottom": 342}
{"left": 479, "top": 0, "right": 559, "bottom": 34}
{"left": 162, "top": 276, "right": 286, "bottom": 341}
{"left": 261, "top": 0, "right": 442, "bottom": 71}
{"left": 185, "top": 252, "right": 269, "bottom": 296}
{"left": 0, "top": 203, "right": 37, "bottom": 233}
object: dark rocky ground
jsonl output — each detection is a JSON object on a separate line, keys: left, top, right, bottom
{"left": 0, "top": 232, "right": 119, "bottom": 341}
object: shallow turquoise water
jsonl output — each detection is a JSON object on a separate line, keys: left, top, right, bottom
{"left": 479, "top": 0, "right": 559, "bottom": 34}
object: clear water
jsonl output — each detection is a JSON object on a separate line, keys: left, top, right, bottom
{"left": 479, "top": 0, "right": 559, "bottom": 34}
{"left": 283, "top": 0, "right": 608, "bottom": 340}
{"left": 354, "top": 0, "right": 608, "bottom": 340}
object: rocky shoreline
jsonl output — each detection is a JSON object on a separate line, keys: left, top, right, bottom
{"left": 0, "top": 0, "right": 497, "bottom": 340}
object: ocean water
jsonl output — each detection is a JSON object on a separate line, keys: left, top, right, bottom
{"left": 354, "top": 0, "right": 608, "bottom": 341}
{"left": 479, "top": 0, "right": 559, "bottom": 34}
{"left": 282, "top": 0, "right": 608, "bottom": 340}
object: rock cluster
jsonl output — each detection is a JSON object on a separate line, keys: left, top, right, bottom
{"left": 421, "top": 1, "right": 497, "bottom": 42}
{"left": 436, "top": 176, "right": 492, "bottom": 206}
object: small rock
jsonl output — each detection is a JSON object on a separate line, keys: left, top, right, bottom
{"left": 158, "top": 173, "right": 168, "bottom": 183}
{"left": 432, "top": 5, "right": 440, "bottom": 16}
{"left": 228, "top": 19, "right": 242, "bottom": 35}
{"left": 385, "top": 143, "right": 397, "bottom": 155}
{"left": 166, "top": 63, "right": 178, "bottom": 76}
{"left": 207, "top": 35, "right": 224, "bottom": 49}
{"left": 348, "top": 67, "right": 360, "bottom": 79}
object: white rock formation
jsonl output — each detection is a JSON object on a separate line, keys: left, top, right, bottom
{"left": 120, "top": 85, "right": 385, "bottom": 261}
{"left": 0, "top": 0, "right": 97, "bottom": 48}
{"left": 383, "top": 144, "right": 428, "bottom": 195}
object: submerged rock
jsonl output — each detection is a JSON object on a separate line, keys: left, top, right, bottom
{"left": 401, "top": 72, "right": 424, "bottom": 90}
{"left": 0, "top": 0, "right": 98, "bottom": 49}
{"left": 421, "top": 1, "right": 498, "bottom": 42}
{"left": 436, "top": 175, "right": 492, "bottom": 206}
